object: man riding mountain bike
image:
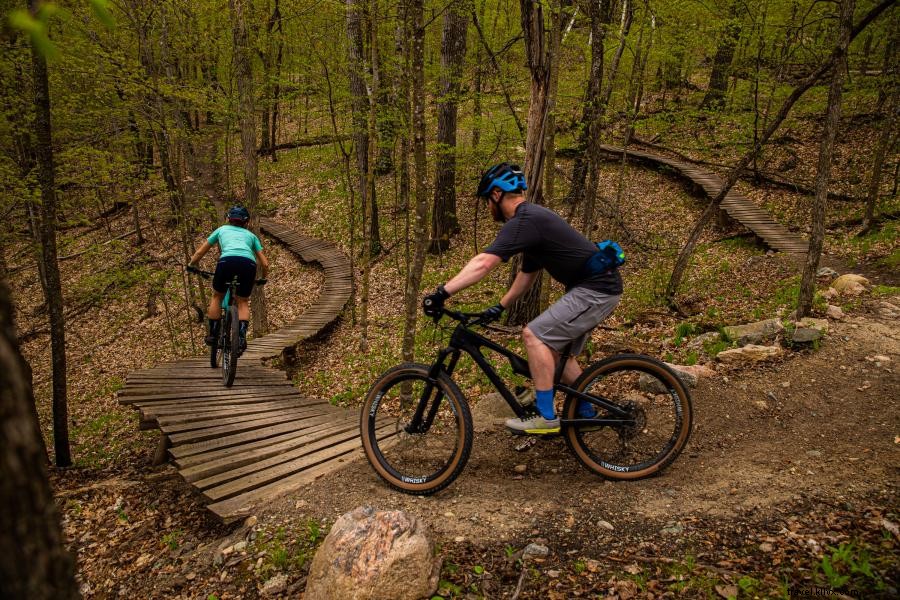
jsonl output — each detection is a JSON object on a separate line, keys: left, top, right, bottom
{"left": 188, "top": 206, "right": 269, "bottom": 353}
{"left": 423, "top": 163, "right": 623, "bottom": 435}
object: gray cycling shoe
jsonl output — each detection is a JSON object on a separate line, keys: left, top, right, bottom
{"left": 505, "top": 414, "right": 560, "bottom": 435}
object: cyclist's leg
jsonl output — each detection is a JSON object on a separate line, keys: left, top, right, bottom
{"left": 230, "top": 258, "right": 257, "bottom": 352}
{"left": 525, "top": 289, "right": 621, "bottom": 418}
{"left": 207, "top": 261, "right": 231, "bottom": 345}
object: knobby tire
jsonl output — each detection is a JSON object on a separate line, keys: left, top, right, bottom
{"left": 222, "top": 304, "right": 240, "bottom": 387}
{"left": 562, "top": 354, "right": 692, "bottom": 480}
{"left": 360, "top": 363, "right": 473, "bottom": 495}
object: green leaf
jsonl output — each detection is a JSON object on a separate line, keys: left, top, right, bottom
{"left": 473, "top": 565, "right": 484, "bottom": 575}
{"left": 89, "top": 0, "right": 115, "bottom": 29}
{"left": 8, "top": 9, "right": 58, "bottom": 59}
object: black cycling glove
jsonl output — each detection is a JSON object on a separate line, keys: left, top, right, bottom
{"left": 423, "top": 285, "right": 450, "bottom": 317}
{"left": 479, "top": 302, "right": 505, "bottom": 323}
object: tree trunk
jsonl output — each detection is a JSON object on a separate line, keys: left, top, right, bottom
{"left": 665, "top": 0, "right": 894, "bottom": 307}
{"left": 567, "top": 0, "right": 614, "bottom": 208}
{"left": 230, "top": 0, "right": 268, "bottom": 335}
{"left": 700, "top": 2, "right": 743, "bottom": 110}
{"left": 401, "top": 0, "right": 429, "bottom": 365}
{"left": 583, "top": 0, "right": 632, "bottom": 233}
{"left": 506, "top": 0, "right": 556, "bottom": 326}
{"left": 30, "top": 0, "right": 70, "bottom": 467}
{"left": 797, "top": 0, "right": 854, "bottom": 317}
{"left": 429, "top": 1, "right": 468, "bottom": 254}
{"left": 0, "top": 279, "right": 79, "bottom": 599}
{"left": 347, "top": 0, "right": 381, "bottom": 258}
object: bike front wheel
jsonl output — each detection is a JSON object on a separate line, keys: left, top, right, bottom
{"left": 221, "top": 304, "right": 240, "bottom": 387}
{"left": 563, "top": 354, "right": 692, "bottom": 480}
{"left": 360, "top": 363, "right": 473, "bottom": 495}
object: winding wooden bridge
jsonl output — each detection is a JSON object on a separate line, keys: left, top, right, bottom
{"left": 598, "top": 144, "right": 809, "bottom": 255}
{"left": 119, "top": 218, "right": 354, "bottom": 522}
{"left": 119, "top": 148, "right": 808, "bottom": 523}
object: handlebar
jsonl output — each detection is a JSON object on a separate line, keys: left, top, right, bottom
{"left": 186, "top": 265, "right": 214, "bottom": 279}
{"left": 431, "top": 306, "right": 492, "bottom": 327}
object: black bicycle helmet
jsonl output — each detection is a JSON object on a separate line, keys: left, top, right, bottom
{"left": 475, "top": 162, "right": 527, "bottom": 198}
{"left": 226, "top": 205, "right": 250, "bottom": 223}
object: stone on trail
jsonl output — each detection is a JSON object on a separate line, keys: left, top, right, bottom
{"left": 877, "top": 301, "right": 900, "bottom": 319}
{"left": 832, "top": 274, "right": 870, "bottom": 296}
{"left": 816, "top": 266, "right": 839, "bottom": 279}
{"left": 638, "top": 363, "right": 714, "bottom": 392}
{"left": 790, "top": 327, "right": 822, "bottom": 344}
{"left": 826, "top": 304, "right": 845, "bottom": 320}
{"left": 305, "top": 506, "right": 440, "bottom": 600}
{"left": 260, "top": 574, "right": 288, "bottom": 597}
{"left": 716, "top": 345, "right": 782, "bottom": 364}
{"left": 723, "top": 319, "right": 784, "bottom": 346}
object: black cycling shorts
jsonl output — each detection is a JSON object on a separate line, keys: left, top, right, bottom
{"left": 212, "top": 256, "right": 257, "bottom": 298}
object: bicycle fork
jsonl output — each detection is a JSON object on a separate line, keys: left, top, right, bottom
{"left": 404, "top": 349, "right": 461, "bottom": 434}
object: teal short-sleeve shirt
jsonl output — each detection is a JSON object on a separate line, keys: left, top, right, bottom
{"left": 207, "top": 225, "right": 263, "bottom": 262}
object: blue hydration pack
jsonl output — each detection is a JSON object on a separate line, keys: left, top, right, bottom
{"left": 583, "top": 240, "right": 625, "bottom": 276}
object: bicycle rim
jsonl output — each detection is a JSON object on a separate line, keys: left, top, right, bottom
{"left": 563, "top": 354, "right": 692, "bottom": 480}
{"left": 361, "top": 363, "right": 472, "bottom": 495}
{"left": 222, "top": 306, "right": 239, "bottom": 387}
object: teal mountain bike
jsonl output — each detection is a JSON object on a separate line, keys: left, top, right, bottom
{"left": 187, "top": 266, "right": 264, "bottom": 387}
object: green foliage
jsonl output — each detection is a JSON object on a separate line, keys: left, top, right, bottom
{"left": 872, "top": 284, "right": 900, "bottom": 297}
{"left": 815, "top": 542, "right": 886, "bottom": 593}
{"left": 255, "top": 520, "right": 328, "bottom": 579}
{"left": 161, "top": 530, "right": 182, "bottom": 550}
{"left": 672, "top": 322, "right": 696, "bottom": 346}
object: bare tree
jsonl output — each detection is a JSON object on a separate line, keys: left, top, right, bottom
{"left": 700, "top": 1, "right": 743, "bottom": 110}
{"left": 230, "top": 0, "right": 268, "bottom": 335}
{"left": 797, "top": 0, "right": 855, "bottom": 318}
{"left": 401, "top": 0, "right": 429, "bottom": 365}
{"left": 29, "top": 0, "right": 70, "bottom": 466}
{"left": 429, "top": 0, "right": 469, "bottom": 253}
{"left": 0, "top": 278, "right": 79, "bottom": 599}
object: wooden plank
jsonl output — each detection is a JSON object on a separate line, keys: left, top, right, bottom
{"left": 162, "top": 405, "right": 329, "bottom": 434}
{"left": 201, "top": 428, "right": 380, "bottom": 502}
{"left": 191, "top": 420, "right": 368, "bottom": 489}
{"left": 169, "top": 411, "right": 344, "bottom": 458}
{"left": 176, "top": 418, "right": 358, "bottom": 474}
{"left": 167, "top": 406, "right": 337, "bottom": 444}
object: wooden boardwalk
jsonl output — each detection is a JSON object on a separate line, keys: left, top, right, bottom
{"left": 599, "top": 144, "right": 809, "bottom": 255}
{"left": 119, "top": 218, "right": 354, "bottom": 522}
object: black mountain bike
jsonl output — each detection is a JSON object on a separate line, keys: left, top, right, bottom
{"left": 360, "top": 307, "right": 693, "bottom": 495}
{"left": 187, "top": 266, "right": 264, "bottom": 387}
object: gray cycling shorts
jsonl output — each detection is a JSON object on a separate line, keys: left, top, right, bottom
{"left": 527, "top": 287, "right": 621, "bottom": 355}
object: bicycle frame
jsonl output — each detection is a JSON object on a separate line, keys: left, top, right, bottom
{"left": 407, "top": 312, "right": 635, "bottom": 433}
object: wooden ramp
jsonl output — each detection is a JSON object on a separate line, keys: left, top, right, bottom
{"left": 599, "top": 144, "right": 809, "bottom": 255}
{"left": 119, "top": 218, "right": 354, "bottom": 522}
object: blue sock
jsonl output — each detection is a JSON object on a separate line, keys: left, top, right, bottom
{"left": 535, "top": 389, "right": 555, "bottom": 420}
{"left": 577, "top": 399, "right": 597, "bottom": 418}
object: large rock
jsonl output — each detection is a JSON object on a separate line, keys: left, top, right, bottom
{"left": 639, "top": 363, "right": 715, "bottom": 392}
{"left": 832, "top": 274, "right": 870, "bottom": 296}
{"left": 305, "top": 507, "right": 440, "bottom": 600}
{"left": 716, "top": 345, "right": 781, "bottom": 364}
{"left": 723, "top": 319, "right": 784, "bottom": 346}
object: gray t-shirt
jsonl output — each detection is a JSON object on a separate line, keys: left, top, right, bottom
{"left": 483, "top": 203, "right": 623, "bottom": 295}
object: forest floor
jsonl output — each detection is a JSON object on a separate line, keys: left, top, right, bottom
{"left": 11, "top": 111, "right": 898, "bottom": 598}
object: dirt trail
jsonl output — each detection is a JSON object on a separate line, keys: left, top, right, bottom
{"left": 268, "top": 298, "right": 899, "bottom": 545}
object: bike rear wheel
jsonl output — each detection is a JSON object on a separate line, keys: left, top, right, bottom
{"left": 360, "top": 363, "right": 473, "bottom": 495}
{"left": 563, "top": 354, "right": 692, "bottom": 480}
{"left": 209, "top": 325, "right": 221, "bottom": 369}
{"left": 221, "top": 304, "right": 240, "bottom": 387}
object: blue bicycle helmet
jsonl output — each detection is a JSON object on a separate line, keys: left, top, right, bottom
{"left": 226, "top": 205, "right": 250, "bottom": 223}
{"left": 475, "top": 162, "right": 527, "bottom": 198}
